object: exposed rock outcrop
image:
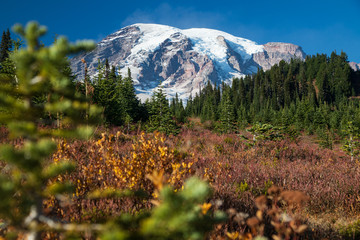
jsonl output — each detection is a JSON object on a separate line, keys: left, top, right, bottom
{"left": 253, "top": 42, "right": 306, "bottom": 70}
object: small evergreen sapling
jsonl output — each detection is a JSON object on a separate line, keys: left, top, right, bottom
{"left": 246, "top": 123, "right": 284, "bottom": 143}
{"left": 342, "top": 121, "right": 360, "bottom": 161}
{"left": 0, "top": 22, "right": 101, "bottom": 239}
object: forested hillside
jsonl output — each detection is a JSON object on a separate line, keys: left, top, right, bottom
{"left": 186, "top": 53, "right": 360, "bottom": 133}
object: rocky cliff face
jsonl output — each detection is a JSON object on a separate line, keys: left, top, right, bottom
{"left": 135, "top": 32, "right": 219, "bottom": 98}
{"left": 253, "top": 42, "right": 306, "bottom": 70}
{"left": 71, "top": 24, "right": 306, "bottom": 101}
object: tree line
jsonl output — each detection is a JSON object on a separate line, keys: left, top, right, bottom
{"left": 186, "top": 52, "right": 360, "bottom": 135}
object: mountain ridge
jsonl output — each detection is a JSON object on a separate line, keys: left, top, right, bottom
{"left": 71, "top": 23, "right": 306, "bottom": 101}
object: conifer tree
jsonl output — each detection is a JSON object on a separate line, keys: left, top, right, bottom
{"left": 316, "top": 62, "right": 331, "bottom": 103}
{"left": 105, "top": 58, "right": 110, "bottom": 80}
{"left": 297, "top": 64, "right": 307, "bottom": 99}
{"left": 331, "top": 51, "right": 352, "bottom": 104}
{"left": 218, "top": 88, "right": 236, "bottom": 133}
{"left": 253, "top": 70, "right": 262, "bottom": 112}
{"left": 0, "top": 22, "right": 101, "bottom": 239}
{"left": 185, "top": 93, "right": 193, "bottom": 116}
{"left": 120, "top": 68, "right": 140, "bottom": 121}
{"left": 0, "top": 29, "right": 12, "bottom": 64}
{"left": 238, "top": 77, "right": 246, "bottom": 106}
{"left": 170, "top": 93, "right": 186, "bottom": 123}
{"left": 93, "top": 61, "right": 124, "bottom": 125}
{"left": 237, "top": 105, "right": 248, "bottom": 128}
{"left": 148, "top": 85, "right": 178, "bottom": 135}
{"left": 342, "top": 121, "right": 360, "bottom": 161}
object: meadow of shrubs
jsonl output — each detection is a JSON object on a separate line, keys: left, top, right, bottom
{"left": 62, "top": 126, "right": 360, "bottom": 239}
{"left": 2, "top": 122, "right": 358, "bottom": 239}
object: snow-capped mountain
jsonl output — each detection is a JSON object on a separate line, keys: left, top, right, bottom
{"left": 71, "top": 23, "right": 306, "bottom": 101}
{"left": 349, "top": 62, "right": 360, "bottom": 71}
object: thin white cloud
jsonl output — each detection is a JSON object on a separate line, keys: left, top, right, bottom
{"left": 121, "top": 3, "right": 225, "bottom": 30}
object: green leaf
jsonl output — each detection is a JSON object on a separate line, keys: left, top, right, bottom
{"left": 44, "top": 182, "right": 74, "bottom": 196}
{"left": 42, "top": 161, "right": 76, "bottom": 179}
{"left": 87, "top": 188, "right": 148, "bottom": 200}
{"left": 100, "top": 225, "right": 128, "bottom": 240}
{"left": 0, "top": 144, "right": 40, "bottom": 171}
{"left": 8, "top": 121, "right": 36, "bottom": 138}
{"left": 76, "top": 126, "right": 95, "bottom": 139}
{"left": 182, "top": 177, "right": 211, "bottom": 202}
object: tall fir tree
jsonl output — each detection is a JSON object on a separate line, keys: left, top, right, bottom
{"left": 218, "top": 88, "right": 236, "bottom": 133}
{"left": 316, "top": 62, "right": 331, "bottom": 104}
{"left": 120, "top": 68, "right": 141, "bottom": 121}
{"left": 170, "top": 93, "right": 186, "bottom": 123}
{"left": 93, "top": 61, "right": 122, "bottom": 125}
{"left": 0, "top": 29, "right": 12, "bottom": 65}
{"left": 148, "top": 85, "right": 178, "bottom": 135}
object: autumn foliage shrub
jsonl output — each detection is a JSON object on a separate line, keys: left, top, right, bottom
{"left": 108, "top": 131, "right": 194, "bottom": 191}
{"left": 53, "top": 130, "right": 194, "bottom": 191}
{"left": 46, "top": 130, "right": 196, "bottom": 222}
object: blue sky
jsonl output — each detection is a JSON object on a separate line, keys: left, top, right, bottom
{"left": 1, "top": 0, "right": 359, "bottom": 62}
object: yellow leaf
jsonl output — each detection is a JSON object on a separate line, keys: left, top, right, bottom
{"left": 146, "top": 170, "right": 165, "bottom": 190}
{"left": 226, "top": 231, "right": 239, "bottom": 240}
{"left": 201, "top": 202, "right": 212, "bottom": 214}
